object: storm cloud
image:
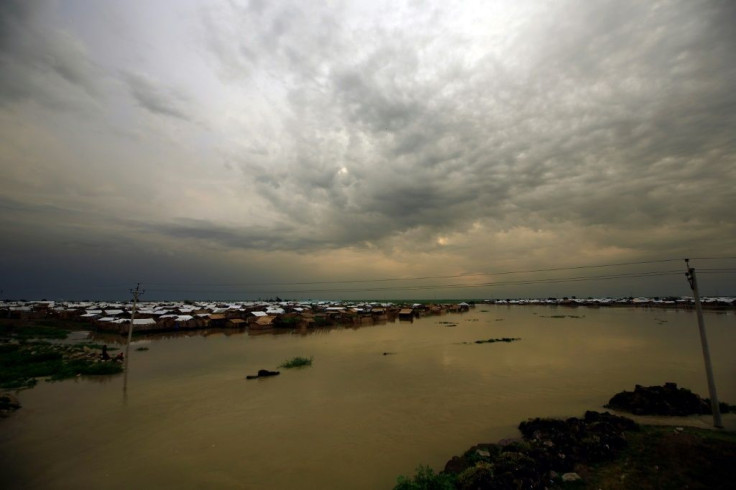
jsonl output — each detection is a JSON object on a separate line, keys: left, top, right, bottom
{"left": 1, "top": 0, "right": 734, "bottom": 299}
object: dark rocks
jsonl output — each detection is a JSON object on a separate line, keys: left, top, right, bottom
{"left": 0, "top": 392, "right": 21, "bottom": 417}
{"left": 442, "top": 411, "right": 638, "bottom": 489}
{"left": 246, "top": 369, "right": 280, "bottom": 380}
{"left": 606, "top": 383, "right": 735, "bottom": 416}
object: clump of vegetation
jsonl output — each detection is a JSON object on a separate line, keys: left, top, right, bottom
{"left": 277, "top": 316, "right": 300, "bottom": 327}
{"left": 313, "top": 316, "right": 329, "bottom": 327}
{"left": 394, "top": 465, "right": 456, "bottom": 490}
{"left": 279, "top": 356, "right": 313, "bottom": 369}
{"left": 48, "top": 359, "right": 123, "bottom": 380}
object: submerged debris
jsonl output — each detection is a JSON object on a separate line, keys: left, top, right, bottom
{"left": 540, "top": 315, "right": 584, "bottom": 319}
{"left": 462, "top": 337, "right": 521, "bottom": 345}
{"left": 437, "top": 321, "right": 458, "bottom": 327}
{"left": 246, "top": 369, "right": 280, "bottom": 380}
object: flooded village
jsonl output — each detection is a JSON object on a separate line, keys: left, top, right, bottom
{"left": 2, "top": 295, "right": 736, "bottom": 489}
{"left": 2, "top": 295, "right": 734, "bottom": 337}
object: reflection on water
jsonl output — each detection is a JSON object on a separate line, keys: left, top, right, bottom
{"left": 1, "top": 306, "right": 735, "bottom": 489}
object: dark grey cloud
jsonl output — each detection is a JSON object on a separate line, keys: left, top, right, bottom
{"left": 0, "top": 0, "right": 100, "bottom": 108}
{"left": 141, "top": 218, "right": 311, "bottom": 251}
{"left": 123, "top": 72, "right": 191, "bottom": 120}
{"left": 209, "top": 0, "right": 736, "bottom": 255}
{"left": 2, "top": 0, "right": 735, "bottom": 299}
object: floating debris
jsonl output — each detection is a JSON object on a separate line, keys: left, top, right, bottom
{"left": 540, "top": 315, "right": 584, "bottom": 319}
{"left": 246, "top": 369, "right": 280, "bottom": 380}
{"left": 463, "top": 337, "right": 521, "bottom": 345}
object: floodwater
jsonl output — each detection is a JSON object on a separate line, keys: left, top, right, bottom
{"left": 1, "top": 306, "right": 735, "bottom": 489}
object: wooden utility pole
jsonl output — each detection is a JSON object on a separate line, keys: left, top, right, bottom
{"left": 685, "top": 259, "right": 723, "bottom": 428}
{"left": 123, "top": 283, "right": 143, "bottom": 393}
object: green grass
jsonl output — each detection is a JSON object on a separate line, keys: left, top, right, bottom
{"left": 48, "top": 359, "right": 123, "bottom": 380}
{"left": 581, "top": 425, "right": 736, "bottom": 489}
{"left": 394, "top": 465, "right": 456, "bottom": 490}
{"left": 279, "top": 356, "right": 313, "bottom": 369}
{"left": 277, "top": 316, "right": 300, "bottom": 326}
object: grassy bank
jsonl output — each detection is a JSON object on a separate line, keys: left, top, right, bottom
{"left": 580, "top": 425, "right": 736, "bottom": 489}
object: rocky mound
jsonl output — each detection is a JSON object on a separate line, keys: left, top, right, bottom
{"left": 0, "top": 392, "right": 21, "bottom": 417}
{"left": 605, "top": 382, "right": 735, "bottom": 416}
{"left": 441, "top": 411, "right": 638, "bottom": 489}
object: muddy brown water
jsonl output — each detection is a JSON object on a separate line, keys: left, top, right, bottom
{"left": 1, "top": 306, "right": 735, "bottom": 489}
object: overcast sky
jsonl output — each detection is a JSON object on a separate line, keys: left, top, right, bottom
{"left": 1, "top": 0, "right": 734, "bottom": 301}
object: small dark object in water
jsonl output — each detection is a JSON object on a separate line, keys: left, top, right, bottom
{"left": 467, "top": 337, "right": 521, "bottom": 344}
{"left": 246, "top": 369, "right": 281, "bottom": 380}
{"left": 382, "top": 352, "right": 395, "bottom": 356}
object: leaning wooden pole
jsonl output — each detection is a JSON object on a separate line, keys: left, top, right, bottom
{"left": 685, "top": 260, "right": 722, "bottom": 428}
{"left": 123, "top": 283, "right": 142, "bottom": 394}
